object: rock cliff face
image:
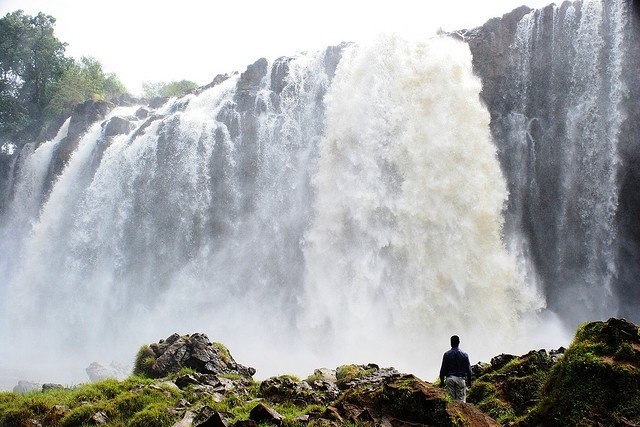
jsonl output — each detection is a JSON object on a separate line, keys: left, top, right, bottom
{"left": 464, "top": 0, "right": 640, "bottom": 325}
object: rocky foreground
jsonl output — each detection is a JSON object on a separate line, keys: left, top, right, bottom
{"left": 1, "top": 318, "right": 639, "bottom": 427}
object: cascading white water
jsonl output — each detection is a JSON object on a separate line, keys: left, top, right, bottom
{"left": 300, "top": 35, "right": 544, "bottom": 373}
{"left": 0, "top": 119, "right": 71, "bottom": 281}
{"left": 0, "top": 51, "right": 337, "bottom": 385}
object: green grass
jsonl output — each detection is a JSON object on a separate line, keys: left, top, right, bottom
{"left": 0, "top": 376, "right": 182, "bottom": 427}
{"left": 335, "top": 365, "right": 376, "bottom": 389}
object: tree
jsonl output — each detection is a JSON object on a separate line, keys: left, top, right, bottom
{"left": 0, "top": 11, "right": 129, "bottom": 141}
{"left": 142, "top": 79, "right": 198, "bottom": 99}
{"left": 45, "top": 56, "right": 127, "bottom": 119}
{"left": 0, "top": 10, "right": 68, "bottom": 135}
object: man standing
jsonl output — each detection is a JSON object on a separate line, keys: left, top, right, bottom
{"left": 439, "top": 335, "right": 472, "bottom": 402}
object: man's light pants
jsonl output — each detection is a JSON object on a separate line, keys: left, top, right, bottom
{"left": 445, "top": 376, "right": 467, "bottom": 402}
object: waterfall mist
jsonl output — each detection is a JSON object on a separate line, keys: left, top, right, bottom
{"left": 3, "top": 0, "right": 635, "bottom": 386}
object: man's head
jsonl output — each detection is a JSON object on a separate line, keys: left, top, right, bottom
{"left": 450, "top": 335, "right": 460, "bottom": 348}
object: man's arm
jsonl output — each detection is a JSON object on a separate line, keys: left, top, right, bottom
{"left": 439, "top": 353, "right": 448, "bottom": 386}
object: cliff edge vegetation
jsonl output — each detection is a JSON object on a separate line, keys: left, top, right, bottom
{"left": 1, "top": 318, "right": 639, "bottom": 426}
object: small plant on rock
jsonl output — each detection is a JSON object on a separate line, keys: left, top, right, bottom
{"left": 133, "top": 345, "right": 157, "bottom": 378}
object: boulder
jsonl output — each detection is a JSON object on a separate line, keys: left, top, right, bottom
{"left": 90, "top": 410, "right": 109, "bottom": 425}
{"left": 42, "top": 383, "right": 63, "bottom": 391}
{"left": 335, "top": 363, "right": 398, "bottom": 389}
{"left": 146, "top": 333, "right": 255, "bottom": 378}
{"left": 86, "top": 361, "right": 130, "bottom": 382}
{"left": 260, "top": 375, "right": 320, "bottom": 405}
{"left": 173, "top": 371, "right": 235, "bottom": 394}
{"left": 102, "top": 116, "right": 135, "bottom": 137}
{"left": 13, "top": 380, "right": 41, "bottom": 393}
{"left": 249, "top": 403, "right": 283, "bottom": 426}
{"left": 135, "top": 107, "right": 150, "bottom": 119}
{"left": 194, "top": 411, "right": 229, "bottom": 427}
{"left": 148, "top": 97, "right": 169, "bottom": 109}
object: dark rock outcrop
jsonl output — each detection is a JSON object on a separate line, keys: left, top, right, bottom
{"left": 144, "top": 333, "right": 256, "bottom": 379}
{"left": 102, "top": 116, "right": 135, "bottom": 137}
{"left": 49, "top": 100, "right": 112, "bottom": 179}
{"left": 194, "top": 410, "right": 229, "bottom": 427}
{"left": 235, "top": 57, "right": 269, "bottom": 112}
{"left": 249, "top": 403, "right": 283, "bottom": 426}
{"left": 0, "top": 143, "right": 17, "bottom": 216}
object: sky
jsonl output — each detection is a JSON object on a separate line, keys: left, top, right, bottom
{"left": 0, "top": 0, "right": 555, "bottom": 95}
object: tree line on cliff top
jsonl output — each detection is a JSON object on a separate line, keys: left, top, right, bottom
{"left": 0, "top": 10, "right": 197, "bottom": 145}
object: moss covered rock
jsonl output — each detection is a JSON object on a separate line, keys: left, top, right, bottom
{"left": 136, "top": 333, "right": 256, "bottom": 379}
{"left": 325, "top": 374, "right": 499, "bottom": 426}
{"left": 530, "top": 318, "right": 640, "bottom": 426}
{"left": 467, "top": 348, "right": 562, "bottom": 424}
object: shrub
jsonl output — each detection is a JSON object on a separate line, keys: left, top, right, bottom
{"left": 133, "top": 344, "right": 157, "bottom": 378}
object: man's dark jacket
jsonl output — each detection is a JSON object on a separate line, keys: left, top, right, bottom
{"left": 439, "top": 347, "right": 472, "bottom": 384}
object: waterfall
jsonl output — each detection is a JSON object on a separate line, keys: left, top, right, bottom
{"left": 1, "top": 0, "right": 634, "bottom": 385}
{"left": 300, "top": 35, "right": 543, "bottom": 371}
{"left": 0, "top": 49, "right": 339, "bottom": 383}
{"left": 493, "top": 0, "right": 629, "bottom": 325}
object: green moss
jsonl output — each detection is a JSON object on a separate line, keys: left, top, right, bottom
{"left": 306, "top": 372, "right": 323, "bottom": 383}
{"left": 167, "top": 366, "right": 197, "bottom": 381}
{"left": 127, "top": 403, "right": 175, "bottom": 427}
{"left": 273, "top": 401, "right": 314, "bottom": 424}
{"left": 476, "top": 397, "right": 515, "bottom": 424}
{"left": 531, "top": 320, "right": 640, "bottom": 426}
{"left": 114, "top": 391, "right": 155, "bottom": 418}
{"left": 59, "top": 402, "right": 116, "bottom": 427}
{"left": 467, "top": 380, "right": 496, "bottom": 402}
{"left": 213, "top": 342, "right": 233, "bottom": 364}
{"left": 0, "top": 375, "right": 188, "bottom": 427}
{"left": 219, "top": 372, "right": 244, "bottom": 381}
{"left": 615, "top": 342, "right": 637, "bottom": 362}
{"left": 466, "top": 350, "right": 560, "bottom": 425}
{"left": 0, "top": 405, "right": 33, "bottom": 427}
